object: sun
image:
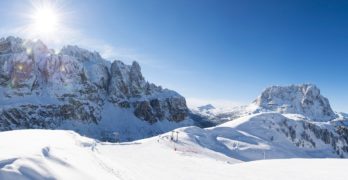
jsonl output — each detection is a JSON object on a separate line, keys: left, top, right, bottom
{"left": 9, "top": 0, "right": 73, "bottom": 50}
{"left": 31, "top": 6, "right": 60, "bottom": 35}
{"left": 32, "top": 7, "right": 59, "bottom": 34}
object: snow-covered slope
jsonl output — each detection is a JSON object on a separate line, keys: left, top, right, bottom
{"left": 1, "top": 129, "right": 348, "bottom": 180}
{"left": 179, "top": 113, "right": 348, "bottom": 160}
{"left": 185, "top": 85, "right": 348, "bottom": 159}
{"left": 0, "top": 36, "right": 191, "bottom": 141}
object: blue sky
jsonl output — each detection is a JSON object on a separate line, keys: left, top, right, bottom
{"left": 1, "top": 0, "right": 348, "bottom": 111}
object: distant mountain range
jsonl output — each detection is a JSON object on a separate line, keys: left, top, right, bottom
{"left": 193, "top": 84, "right": 347, "bottom": 124}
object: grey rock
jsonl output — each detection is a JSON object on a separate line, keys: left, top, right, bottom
{"left": 254, "top": 84, "right": 336, "bottom": 121}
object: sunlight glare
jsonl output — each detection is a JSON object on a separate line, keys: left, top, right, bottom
{"left": 31, "top": 6, "right": 60, "bottom": 35}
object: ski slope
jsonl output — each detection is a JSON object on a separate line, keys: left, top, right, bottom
{"left": 0, "top": 129, "right": 348, "bottom": 180}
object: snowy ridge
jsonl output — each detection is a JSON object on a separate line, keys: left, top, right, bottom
{"left": 169, "top": 113, "right": 348, "bottom": 160}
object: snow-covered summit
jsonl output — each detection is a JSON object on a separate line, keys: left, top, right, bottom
{"left": 197, "top": 104, "right": 215, "bottom": 111}
{"left": 253, "top": 84, "right": 336, "bottom": 121}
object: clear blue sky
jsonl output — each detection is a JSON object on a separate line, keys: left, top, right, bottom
{"left": 1, "top": 0, "right": 348, "bottom": 111}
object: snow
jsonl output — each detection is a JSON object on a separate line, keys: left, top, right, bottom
{"left": 0, "top": 130, "right": 116, "bottom": 180}
{"left": 219, "top": 159, "right": 348, "bottom": 180}
{"left": 0, "top": 129, "right": 348, "bottom": 180}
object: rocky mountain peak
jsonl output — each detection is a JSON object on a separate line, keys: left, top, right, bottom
{"left": 0, "top": 36, "right": 189, "bottom": 140}
{"left": 60, "top": 45, "right": 103, "bottom": 62}
{"left": 253, "top": 84, "right": 336, "bottom": 121}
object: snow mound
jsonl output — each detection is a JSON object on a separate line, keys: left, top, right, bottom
{"left": 0, "top": 130, "right": 116, "bottom": 180}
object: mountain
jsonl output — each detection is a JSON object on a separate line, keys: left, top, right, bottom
{"left": 1, "top": 129, "right": 347, "bottom": 180}
{"left": 0, "top": 36, "right": 192, "bottom": 141}
{"left": 192, "top": 84, "right": 341, "bottom": 126}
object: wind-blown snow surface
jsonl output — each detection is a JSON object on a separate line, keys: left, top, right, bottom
{"left": 1, "top": 129, "right": 348, "bottom": 180}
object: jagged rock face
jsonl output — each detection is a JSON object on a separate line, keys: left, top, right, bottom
{"left": 108, "top": 60, "right": 145, "bottom": 99}
{"left": 254, "top": 84, "right": 336, "bottom": 121}
{"left": 107, "top": 60, "right": 188, "bottom": 122}
{"left": 0, "top": 36, "right": 189, "bottom": 132}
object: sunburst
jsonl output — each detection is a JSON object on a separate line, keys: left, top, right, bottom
{"left": 23, "top": 0, "right": 69, "bottom": 43}
{"left": 31, "top": 5, "right": 60, "bottom": 35}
